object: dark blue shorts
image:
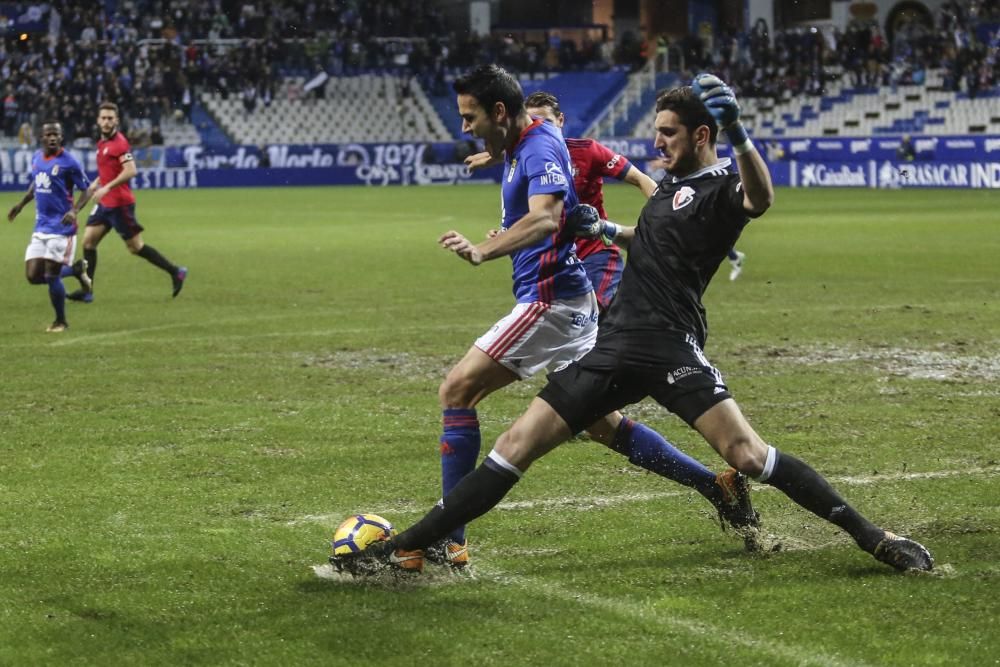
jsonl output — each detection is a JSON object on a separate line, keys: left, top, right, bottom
{"left": 582, "top": 250, "right": 623, "bottom": 311}
{"left": 88, "top": 204, "right": 144, "bottom": 241}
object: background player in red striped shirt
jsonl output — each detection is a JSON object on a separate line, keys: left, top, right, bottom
{"left": 68, "top": 102, "right": 187, "bottom": 302}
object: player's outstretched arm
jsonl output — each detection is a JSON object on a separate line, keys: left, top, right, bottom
{"left": 693, "top": 73, "right": 773, "bottom": 216}
{"left": 623, "top": 167, "right": 658, "bottom": 199}
{"left": 444, "top": 193, "right": 563, "bottom": 266}
{"left": 465, "top": 151, "right": 504, "bottom": 171}
{"left": 7, "top": 183, "right": 35, "bottom": 222}
{"left": 439, "top": 230, "right": 483, "bottom": 265}
{"left": 566, "top": 203, "right": 636, "bottom": 249}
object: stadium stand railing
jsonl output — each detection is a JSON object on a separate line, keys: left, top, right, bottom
{"left": 591, "top": 68, "right": 680, "bottom": 138}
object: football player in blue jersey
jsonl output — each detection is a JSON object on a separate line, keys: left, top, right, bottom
{"left": 400, "top": 65, "right": 758, "bottom": 573}
{"left": 7, "top": 121, "right": 93, "bottom": 332}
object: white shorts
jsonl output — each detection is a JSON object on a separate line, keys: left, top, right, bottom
{"left": 25, "top": 233, "right": 76, "bottom": 265}
{"left": 475, "top": 292, "right": 599, "bottom": 379}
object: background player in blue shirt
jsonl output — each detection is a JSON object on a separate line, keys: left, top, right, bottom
{"left": 7, "top": 121, "right": 93, "bottom": 332}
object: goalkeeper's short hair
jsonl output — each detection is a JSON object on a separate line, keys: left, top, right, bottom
{"left": 655, "top": 87, "right": 719, "bottom": 145}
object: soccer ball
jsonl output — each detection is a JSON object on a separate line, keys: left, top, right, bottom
{"left": 331, "top": 513, "right": 395, "bottom": 556}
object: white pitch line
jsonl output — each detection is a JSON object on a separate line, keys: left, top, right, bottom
{"left": 511, "top": 574, "right": 870, "bottom": 667}
{"left": 311, "top": 561, "right": 866, "bottom": 666}
{"left": 826, "top": 468, "right": 1000, "bottom": 486}
{"left": 0, "top": 310, "right": 487, "bottom": 350}
{"left": 39, "top": 322, "right": 483, "bottom": 348}
{"left": 290, "top": 466, "right": 999, "bottom": 526}
{"left": 46, "top": 321, "right": 193, "bottom": 347}
{"left": 497, "top": 489, "right": 686, "bottom": 510}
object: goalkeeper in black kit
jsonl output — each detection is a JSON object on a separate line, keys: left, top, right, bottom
{"left": 336, "top": 74, "right": 933, "bottom": 576}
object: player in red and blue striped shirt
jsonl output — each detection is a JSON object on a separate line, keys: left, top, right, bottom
{"left": 466, "top": 92, "right": 659, "bottom": 312}
{"left": 528, "top": 92, "right": 659, "bottom": 310}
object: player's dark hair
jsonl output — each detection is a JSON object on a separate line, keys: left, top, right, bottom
{"left": 41, "top": 119, "right": 62, "bottom": 130}
{"left": 453, "top": 64, "right": 524, "bottom": 117}
{"left": 524, "top": 91, "right": 561, "bottom": 116}
{"left": 655, "top": 87, "right": 718, "bottom": 145}
{"left": 98, "top": 101, "right": 119, "bottom": 115}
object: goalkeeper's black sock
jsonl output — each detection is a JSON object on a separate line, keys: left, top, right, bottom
{"left": 136, "top": 245, "right": 178, "bottom": 275}
{"left": 764, "top": 449, "right": 884, "bottom": 552}
{"left": 394, "top": 452, "right": 521, "bottom": 551}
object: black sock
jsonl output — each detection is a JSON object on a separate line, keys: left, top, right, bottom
{"left": 766, "top": 451, "right": 884, "bottom": 552}
{"left": 84, "top": 248, "right": 97, "bottom": 281}
{"left": 137, "top": 245, "right": 178, "bottom": 275}
{"left": 394, "top": 458, "right": 520, "bottom": 551}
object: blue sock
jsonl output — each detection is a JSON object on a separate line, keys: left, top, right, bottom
{"left": 46, "top": 275, "right": 67, "bottom": 323}
{"left": 440, "top": 408, "right": 481, "bottom": 543}
{"left": 727, "top": 247, "right": 739, "bottom": 261}
{"left": 59, "top": 264, "right": 74, "bottom": 278}
{"left": 615, "top": 418, "right": 718, "bottom": 496}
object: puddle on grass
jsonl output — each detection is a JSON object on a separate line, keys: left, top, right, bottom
{"left": 295, "top": 344, "right": 1000, "bottom": 386}
{"left": 757, "top": 344, "right": 1000, "bottom": 382}
{"left": 311, "top": 562, "right": 472, "bottom": 587}
{"left": 297, "top": 350, "right": 453, "bottom": 380}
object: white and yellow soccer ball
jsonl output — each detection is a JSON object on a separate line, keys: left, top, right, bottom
{"left": 331, "top": 513, "right": 396, "bottom": 556}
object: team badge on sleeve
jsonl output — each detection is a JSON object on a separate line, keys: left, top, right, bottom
{"left": 673, "top": 186, "right": 696, "bottom": 211}
{"left": 540, "top": 161, "right": 567, "bottom": 186}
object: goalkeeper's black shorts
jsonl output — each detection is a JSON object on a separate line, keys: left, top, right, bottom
{"left": 538, "top": 331, "right": 731, "bottom": 434}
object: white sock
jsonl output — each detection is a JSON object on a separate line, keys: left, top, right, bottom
{"left": 754, "top": 445, "right": 778, "bottom": 482}
{"left": 486, "top": 449, "right": 524, "bottom": 479}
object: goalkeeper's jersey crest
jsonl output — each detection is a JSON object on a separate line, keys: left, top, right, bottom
{"left": 601, "top": 159, "right": 749, "bottom": 348}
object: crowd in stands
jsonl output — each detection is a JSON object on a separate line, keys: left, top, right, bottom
{"left": 2, "top": 0, "right": 997, "bottom": 146}
{"left": 686, "top": 0, "right": 999, "bottom": 100}
{"left": 1, "top": 0, "right": 623, "bottom": 144}
{"left": 1, "top": 32, "right": 185, "bottom": 146}
{"left": 2, "top": 0, "right": 201, "bottom": 146}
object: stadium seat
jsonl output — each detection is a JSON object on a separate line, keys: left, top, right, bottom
{"left": 200, "top": 75, "right": 452, "bottom": 145}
